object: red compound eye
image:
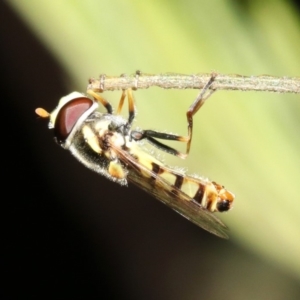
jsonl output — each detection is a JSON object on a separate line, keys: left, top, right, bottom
{"left": 54, "top": 97, "right": 93, "bottom": 142}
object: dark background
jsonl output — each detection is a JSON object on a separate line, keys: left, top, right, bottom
{"left": 2, "top": 1, "right": 300, "bottom": 299}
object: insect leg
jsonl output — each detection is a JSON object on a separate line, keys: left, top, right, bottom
{"left": 130, "top": 74, "right": 217, "bottom": 158}
{"left": 116, "top": 88, "right": 136, "bottom": 136}
{"left": 131, "top": 130, "right": 187, "bottom": 159}
{"left": 87, "top": 89, "right": 113, "bottom": 114}
{"left": 186, "top": 73, "right": 217, "bottom": 154}
{"left": 116, "top": 90, "right": 127, "bottom": 115}
{"left": 125, "top": 88, "right": 136, "bottom": 126}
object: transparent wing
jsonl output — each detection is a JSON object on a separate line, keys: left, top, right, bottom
{"left": 112, "top": 145, "right": 229, "bottom": 239}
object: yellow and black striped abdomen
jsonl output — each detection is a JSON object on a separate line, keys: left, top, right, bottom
{"left": 130, "top": 145, "right": 234, "bottom": 213}
{"left": 151, "top": 162, "right": 216, "bottom": 211}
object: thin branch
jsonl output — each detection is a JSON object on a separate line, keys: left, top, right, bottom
{"left": 87, "top": 72, "right": 300, "bottom": 94}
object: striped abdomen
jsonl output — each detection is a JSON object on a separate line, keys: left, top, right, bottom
{"left": 130, "top": 146, "right": 234, "bottom": 213}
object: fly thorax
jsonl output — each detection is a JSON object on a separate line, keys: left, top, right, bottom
{"left": 94, "top": 119, "right": 112, "bottom": 137}
{"left": 109, "top": 131, "right": 126, "bottom": 148}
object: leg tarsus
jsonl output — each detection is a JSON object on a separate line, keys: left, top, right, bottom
{"left": 186, "top": 73, "right": 217, "bottom": 154}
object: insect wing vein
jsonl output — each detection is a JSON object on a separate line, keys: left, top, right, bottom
{"left": 111, "top": 144, "right": 229, "bottom": 239}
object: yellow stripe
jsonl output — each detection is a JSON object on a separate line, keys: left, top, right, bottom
{"left": 108, "top": 160, "right": 126, "bottom": 179}
{"left": 82, "top": 125, "right": 102, "bottom": 153}
{"left": 181, "top": 178, "right": 200, "bottom": 199}
{"left": 131, "top": 146, "right": 163, "bottom": 178}
{"left": 160, "top": 171, "right": 177, "bottom": 185}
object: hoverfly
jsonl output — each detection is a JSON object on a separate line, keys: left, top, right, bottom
{"left": 36, "top": 74, "right": 234, "bottom": 238}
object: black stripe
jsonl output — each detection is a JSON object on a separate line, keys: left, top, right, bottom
{"left": 174, "top": 175, "right": 184, "bottom": 189}
{"left": 151, "top": 162, "right": 161, "bottom": 181}
{"left": 206, "top": 199, "right": 213, "bottom": 211}
{"left": 193, "top": 184, "right": 205, "bottom": 205}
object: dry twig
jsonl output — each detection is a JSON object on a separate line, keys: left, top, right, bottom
{"left": 87, "top": 72, "right": 300, "bottom": 94}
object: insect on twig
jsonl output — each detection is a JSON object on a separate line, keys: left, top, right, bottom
{"left": 36, "top": 71, "right": 299, "bottom": 238}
